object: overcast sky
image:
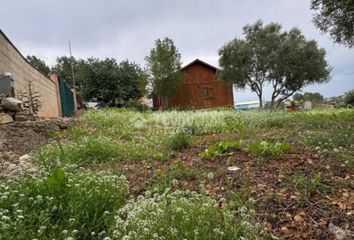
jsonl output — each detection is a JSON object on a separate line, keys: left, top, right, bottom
{"left": 1, "top": 0, "right": 353, "bottom": 102}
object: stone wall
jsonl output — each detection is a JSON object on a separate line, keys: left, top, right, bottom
{"left": 0, "top": 30, "right": 60, "bottom": 118}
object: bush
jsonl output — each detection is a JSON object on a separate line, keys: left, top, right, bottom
{"left": 344, "top": 89, "right": 354, "bottom": 106}
{"left": 124, "top": 99, "right": 149, "bottom": 111}
{"left": 110, "top": 190, "right": 257, "bottom": 239}
{"left": 168, "top": 130, "right": 192, "bottom": 151}
{"left": 0, "top": 167, "right": 128, "bottom": 240}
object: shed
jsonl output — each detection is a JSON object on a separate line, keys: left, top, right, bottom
{"left": 153, "top": 59, "right": 233, "bottom": 109}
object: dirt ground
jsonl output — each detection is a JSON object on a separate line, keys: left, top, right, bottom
{"left": 0, "top": 120, "right": 70, "bottom": 177}
{"left": 95, "top": 135, "right": 354, "bottom": 240}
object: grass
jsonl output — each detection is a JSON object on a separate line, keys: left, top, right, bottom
{"left": 285, "top": 173, "right": 330, "bottom": 201}
{"left": 2, "top": 108, "right": 354, "bottom": 239}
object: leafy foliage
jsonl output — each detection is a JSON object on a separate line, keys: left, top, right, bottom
{"left": 248, "top": 141, "right": 291, "bottom": 157}
{"left": 201, "top": 141, "right": 243, "bottom": 160}
{"left": 52, "top": 57, "right": 147, "bottom": 105}
{"left": 145, "top": 38, "right": 184, "bottom": 108}
{"left": 311, "top": 0, "right": 354, "bottom": 47}
{"left": 344, "top": 88, "right": 354, "bottom": 106}
{"left": 26, "top": 55, "right": 51, "bottom": 76}
{"left": 293, "top": 92, "right": 324, "bottom": 105}
{"left": 218, "top": 20, "right": 330, "bottom": 108}
{"left": 168, "top": 130, "right": 192, "bottom": 151}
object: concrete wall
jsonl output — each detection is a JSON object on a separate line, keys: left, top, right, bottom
{"left": 0, "top": 30, "right": 61, "bottom": 118}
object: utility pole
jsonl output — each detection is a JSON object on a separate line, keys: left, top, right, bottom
{"left": 68, "top": 41, "right": 77, "bottom": 116}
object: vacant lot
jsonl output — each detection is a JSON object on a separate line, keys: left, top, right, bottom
{"left": 1, "top": 109, "right": 353, "bottom": 239}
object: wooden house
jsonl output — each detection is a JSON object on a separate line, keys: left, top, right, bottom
{"left": 153, "top": 59, "right": 233, "bottom": 109}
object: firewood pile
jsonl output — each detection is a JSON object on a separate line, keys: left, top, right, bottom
{"left": 0, "top": 94, "right": 36, "bottom": 124}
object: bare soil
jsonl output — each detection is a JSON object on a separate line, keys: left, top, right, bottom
{"left": 0, "top": 120, "right": 70, "bottom": 177}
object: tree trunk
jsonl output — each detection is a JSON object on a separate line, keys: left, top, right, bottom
{"left": 258, "top": 93, "right": 263, "bottom": 109}
{"left": 164, "top": 97, "right": 168, "bottom": 109}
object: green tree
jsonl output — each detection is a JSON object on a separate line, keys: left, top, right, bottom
{"left": 311, "top": 0, "right": 354, "bottom": 47}
{"left": 116, "top": 60, "right": 148, "bottom": 103}
{"left": 270, "top": 28, "right": 330, "bottom": 107}
{"left": 218, "top": 20, "right": 330, "bottom": 108}
{"left": 344, "top": 89, "right": 354, "bottom": 106}
{"left": 83, "top": 58, "right": 147, "bottom": 105}
{"left": 26, "top": 55, "right": 51, "bottom": 76}
{"left": 52, "top": 56, "right": 79, "bottom": 86}
{"left": 53, "top": 56, "right": 148, "bottom": 105}
{"left": 293, "top": 92, "right": 324, "bottom": 106}
{"left": 218, "top": 21, "right": 282, "bottom": 108}
{"left": 145, "top": 38, "right": 184, "bottom": 109}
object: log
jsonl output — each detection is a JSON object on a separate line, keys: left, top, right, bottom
{"left": 1, "top": 97, "right": 24, "bottom": 112}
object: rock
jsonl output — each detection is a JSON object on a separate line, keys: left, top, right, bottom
{"left": 0, "top": 93, "right": 6, "bottom": 103}
{"left": 15, "top": 112, "right": 36, "bottom": 122}
{"left": 0, "top": 113, "right": 13, "bottom": 124}
{"left": 294, "top": 214, "right": 304, "bottom": 223}
{"left": 1, "top": 97, "right": 24, "bottom": 112}
{"left": 57, "top": 121, "right": 68, "bottom": 129}
{"left": 227, "top": 166, "right": 240, "bottom": 171}
{"left": 19, "top": 154, "right": 30, "bottom": 162}
{"left": 328, "top": 223, "right": 353, "bottom": 240}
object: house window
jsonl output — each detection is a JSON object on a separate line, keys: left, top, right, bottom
{"left": 203, "top": 87, "right": 209, "bottom": 98}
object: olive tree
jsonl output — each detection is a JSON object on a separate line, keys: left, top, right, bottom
{"left": 311, "top": 0, "right": 354, "bottom": 47}
{"left": 218, "top": 20, "right": 331, "bottom": 108}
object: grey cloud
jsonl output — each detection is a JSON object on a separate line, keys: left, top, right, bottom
{"left": 0, "top": 0, "right": 353, "bottom": 99}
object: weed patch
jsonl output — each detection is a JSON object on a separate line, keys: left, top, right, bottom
{"left": 248, "top": 141, "right": 291, "bottom": 157}
{"left": 286, "top": 173, "right": 330, "bottom": 200}
{"left": 110, "top": 190, "right": 263, "bottom": 240}
{"left": 200, "top": 141, "right": 243, "bottom": 160}
{"left": 0, "top": 167, "right": 128, "bottom": 240}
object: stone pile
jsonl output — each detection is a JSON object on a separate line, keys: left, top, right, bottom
{"left": 0, "top": 94, "right": 35, "bottom": 124}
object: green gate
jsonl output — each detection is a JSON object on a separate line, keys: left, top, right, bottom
{"left": 59, "top": 79, "right": 75, "bottom": 117}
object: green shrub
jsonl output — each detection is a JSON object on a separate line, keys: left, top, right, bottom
{"left": 110, "top": 190, "right": 257, "bottom": 239}
{"left": 0, "top": 167, "right": 128, "bottom": 240}
{"left": 248, "top": 141, "right": 291, "bottom": 157}
{"left": 200, "top": 141, "right": 243, "bottom": 160}
{"left": 168, "top": 130, "right": 192, "bottom": 151}
{"left": 123, "top": 99, "right": 149, "bottom": 111}
{"left": 344, "top": 89, "right": 354, "bottom": 106}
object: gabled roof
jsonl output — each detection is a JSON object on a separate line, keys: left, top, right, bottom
{"left": 181, "top": 59, "right": 218, "bottom": 71}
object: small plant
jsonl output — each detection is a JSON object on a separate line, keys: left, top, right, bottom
{"left": 224, "top": 115, "right": 245, "bottom": 132}
{"left": 151, "top": 159, "right": 197, "bottom": 192}
{"left": 248, "top": 140, "right": 291, "bottom": 157}
{"left": 200, "top": 140, "right": 243, "bottom": 160}
{"left": 16, "top": 79, "right": 42, "bottom": 115}
{"left": 110, "top": 190, "right": 257, "bottom": 239}
{"left": 286, "top": 173, "right": 330, "bottom": 200}
{"left": 168, "top": 130, "right": 192, "bottom": 151}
